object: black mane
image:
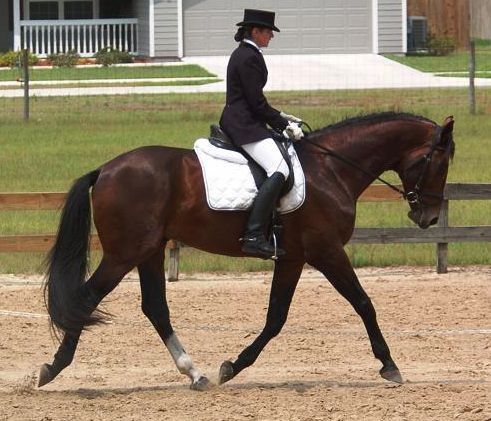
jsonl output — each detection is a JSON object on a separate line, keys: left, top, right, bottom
{"left": 307, "top": 112, "right": 436, "bottom": 139}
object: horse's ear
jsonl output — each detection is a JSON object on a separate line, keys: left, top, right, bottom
{"left": 438, "top": 115, "right": 454, "bottom": 148}
{"left": 441, "top": 115, "right": 454, "bottom": 136}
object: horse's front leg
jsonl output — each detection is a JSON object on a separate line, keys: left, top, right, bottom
{"left": 218, "top": 259, "right": 304, "bottom": 385}
{"left": 307, "top": 243, "right": 402, "bottom": 383}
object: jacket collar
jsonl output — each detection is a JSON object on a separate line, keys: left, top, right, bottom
{"left": 242, "top": 39, "right": 262, "bottom": 53}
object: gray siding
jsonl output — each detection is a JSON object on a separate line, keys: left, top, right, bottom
{"left": 378, "top": 0, "right": 403, "bottom": 53}
{"left": 134, "top": 0, "right": 405, "bottom": 58}
{"left": 183, "top": 0, "right": 372, "bottom": 56}
{"left": 154, "top": 0, "right": 178, "bottom": 57}
{"left": 0, "top": 1, "right": 11, "bottom": 52}
{"left": 136, "top": 0, "right": 150, "bottom": 57}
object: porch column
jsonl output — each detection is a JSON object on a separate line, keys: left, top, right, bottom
{"left": 177, "top": 0, "right": 183, "bottom": 57}
{"left": 149, "top": 0, "right": 155, "bottom": 57}
{"left": 402, "top": 0, "right": 408, "bottom": 53}
{"left": 13, "top": 0, "right": 21, "bottom": 51}
{"left": 371, "top": 0, "right": 379, "bottom": 54}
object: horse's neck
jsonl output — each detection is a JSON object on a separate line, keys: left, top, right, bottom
{"left": 325, "top": 121, "right": 426, "bottom": 199}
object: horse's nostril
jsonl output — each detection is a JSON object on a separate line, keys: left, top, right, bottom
{"left": 429, "top": 217, "right": 438, "bottom": 226}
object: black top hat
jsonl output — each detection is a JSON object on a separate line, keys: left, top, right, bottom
{"left": 236, "top": 9, "right": 280, "bottom": 32}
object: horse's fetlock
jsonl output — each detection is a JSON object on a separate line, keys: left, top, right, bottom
{"left": 53, "top": 354, "right": 73, "bottom": 370}
{"left": 176, "top": 354, "right": 194, "bottom": 374}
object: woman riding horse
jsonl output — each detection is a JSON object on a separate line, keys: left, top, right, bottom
{"left": 219, "top": 9, "right": 304, "bottom": 259}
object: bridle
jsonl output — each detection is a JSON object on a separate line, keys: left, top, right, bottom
{"left": 401, "top": 125, "right": 447, "bottom": 207}
{"left": 298, "top": 122, "right": 447, "bottom": 208}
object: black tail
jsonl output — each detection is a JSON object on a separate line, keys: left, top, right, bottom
{"left": 44, "top": 169, "right": 103, "bottom": 337}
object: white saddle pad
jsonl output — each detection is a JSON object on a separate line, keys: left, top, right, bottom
{"left": 194, "top": 138, "right": 305, "bottom": 214}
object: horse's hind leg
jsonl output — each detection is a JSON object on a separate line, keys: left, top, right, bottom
{"left": 307, "top": 245, "right": 402, "bottom": 383}
{"left": 38, "top": 257, "right": 130, "bottom": 387}
{"left": 138, "top": 248, "right": 211, "bottom": 391}
{"left": 38, "top": 331, "right": 80, "bottom": 387}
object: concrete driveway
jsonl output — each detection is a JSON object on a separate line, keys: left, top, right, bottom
{"left": 184, "top": 53, "right": 491, "bottom": 91}
{"left": 1, "top": 54, "right": 490, "bottom": 97}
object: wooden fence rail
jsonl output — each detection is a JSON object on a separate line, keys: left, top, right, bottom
{"left": 1, "top": 183, "right": 490, "bottom": 279}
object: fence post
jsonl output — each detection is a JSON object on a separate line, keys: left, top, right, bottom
{"left": 436, "top": 199, "right": 449, "bottom": 274}
{"left": 167, "top": 241, "right": 180, "bottom": 282}
{"left": 22, "top": 49, "right": 30, "bottom": 122}
{"left": 469, "top": 39, "right": 476, "bottom": 115}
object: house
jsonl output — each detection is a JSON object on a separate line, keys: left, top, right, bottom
{"left": 1, "top": 0, "right": 408, "bottom": 59}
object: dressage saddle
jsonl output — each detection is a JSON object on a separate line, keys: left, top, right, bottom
{"left": 208, "top": 124, "right": 295, "bottom": 195}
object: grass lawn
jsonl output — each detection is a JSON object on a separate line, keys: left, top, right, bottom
{"left": 0, "top": 64, "right": 216, "bottom": 82}
{"left": 435, "top": 72, "right": 491, "bottom": 78}
{"left": 0, "top": 78, "right": 221, "bottom": 90}
{"left": 385, "top": 39, "right": 491, "bottom": 74}
{"left": 0, "top": 88, "right": 490, "bottom": 273}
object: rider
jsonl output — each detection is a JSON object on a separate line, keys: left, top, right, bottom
{"left": 219, "top": 9, "right": 304, "bottom": 259}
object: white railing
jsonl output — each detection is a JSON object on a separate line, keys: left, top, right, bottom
{"left": 20, "top": 19, "right": 138, "bottom": 57}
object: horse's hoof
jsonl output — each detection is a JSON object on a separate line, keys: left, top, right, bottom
{"left": 380, "top": 366, "right": 403, "bottom": 384}
{"left": 190, "top": 376, "right": 213, "bottom": 392}
{"left": 218, "top": 360, "right": 235, "bottom": 385}
{"left": 38, "top": 364, "right": 54, "bottom": 387}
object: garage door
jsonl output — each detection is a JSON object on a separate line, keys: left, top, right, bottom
{"left": 183, "top": 0, "right": 372, "bottom": 56}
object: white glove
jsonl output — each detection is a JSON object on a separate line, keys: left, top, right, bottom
{"left": 283, "top": 121, "right": 304, "bottom": 141}
{"left": 280, "top": 111, "right": 302, "bottom": 124}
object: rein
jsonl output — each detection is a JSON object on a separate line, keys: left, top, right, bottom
{"left": 299, "top": 121, "right": 443, "bottom": 206}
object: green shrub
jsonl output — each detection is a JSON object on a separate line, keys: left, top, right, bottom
{"left": 48, "top": 49, "right": 80, "bottom": 67}
{"left": 473, "top": 38, "right": 491, "bottom": 48}
{"left": 426, "top": 35, "right": 456, "bottom": 56}
{"left": 94, "top": 47, "right": 133, "bottom": 67}
{"left": 0, "top": 50, "right": 38, "bottom": 68}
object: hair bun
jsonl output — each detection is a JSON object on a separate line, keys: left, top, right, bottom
{"left": 234, "top": 27, "right": 245, "bottom": 42}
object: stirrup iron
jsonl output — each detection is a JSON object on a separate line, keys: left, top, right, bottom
{"left": 271, "top": 231, "right": 279, "bottom": 260}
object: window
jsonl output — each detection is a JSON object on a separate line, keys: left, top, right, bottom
{"left": 29, "top": 1, "right": 59, "bottom": 20}
{"left": 64, "top": 1, "right": 93, "bottom": 20}
{"left": 25, "top": 0, "right": 96, "bottom": 20}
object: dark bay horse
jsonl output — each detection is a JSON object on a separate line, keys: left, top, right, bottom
{"left": 39, "top": 112, "right": 455, "bottom": 391}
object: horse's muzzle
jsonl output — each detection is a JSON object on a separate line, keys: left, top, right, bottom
{"left": 408, "top": 210, "right": 438, "bottom": 229}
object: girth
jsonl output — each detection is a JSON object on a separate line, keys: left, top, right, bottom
{"left": 208, "top": 125, "right": 295, "bottom": 195}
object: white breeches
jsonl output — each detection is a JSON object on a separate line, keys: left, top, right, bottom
{"left": 242, "top": 137, "right": 290, "bottom": 179}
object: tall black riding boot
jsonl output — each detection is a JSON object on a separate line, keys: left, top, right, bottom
{"left": 241, "top": 172, "right": 286, "bottom": 259}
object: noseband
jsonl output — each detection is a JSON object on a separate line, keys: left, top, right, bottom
{"left": 301, "top": 123, "right": 446, "bottom": 208}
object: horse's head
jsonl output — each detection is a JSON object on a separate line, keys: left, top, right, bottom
{"left": 398, "top": 116, "right": 455, "bottom": 229}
